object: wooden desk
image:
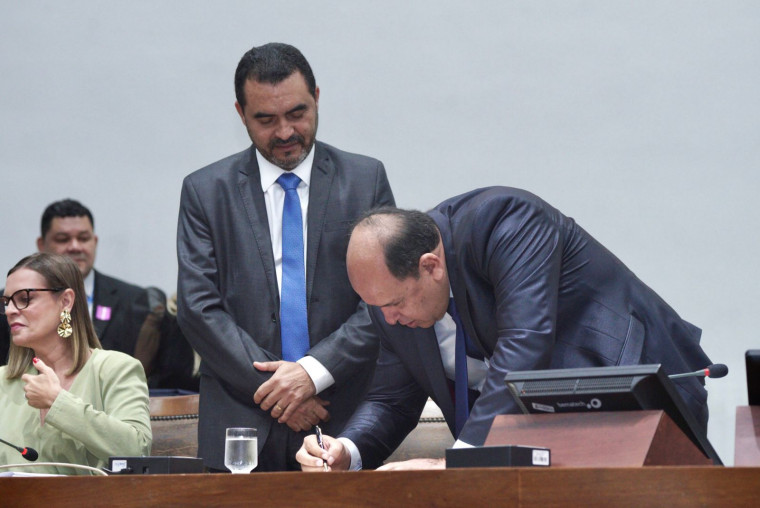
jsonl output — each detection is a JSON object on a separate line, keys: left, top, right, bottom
{"left": 2, "top": 467, "right": 759, "bottom": 507}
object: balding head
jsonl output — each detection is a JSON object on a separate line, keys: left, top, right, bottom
{"left": 347, "top": 207, "right": 450, "bottom": 328}
{"left": 348, "top": 207, "right": 441, "bottom": 279}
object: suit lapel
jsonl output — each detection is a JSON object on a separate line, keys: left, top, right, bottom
{"left": 237, "top": 147, "right": 279, "bottom": 308}
{"left": 92, "top": 271, "right": 117, "bottom": 341}
{"left": 429, "top": 210, "right": 487, "bottom": 358}
{"left": 305, "top": 142, "right": 333, "bottom": 304}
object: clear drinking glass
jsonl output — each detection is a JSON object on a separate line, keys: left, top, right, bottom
{"left": 224, "top": 427, "right": 258, "bottom": 473}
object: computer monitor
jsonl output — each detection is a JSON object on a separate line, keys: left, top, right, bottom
{"left": 505, "top": 364, "right": 722, "bottom": 465}
{"left": 746, "top": 350, "right": 760, "bottom": 406}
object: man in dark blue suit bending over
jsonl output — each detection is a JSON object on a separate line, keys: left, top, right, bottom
{"left": 297, "top": 186, "right": 713, "bottom": 471}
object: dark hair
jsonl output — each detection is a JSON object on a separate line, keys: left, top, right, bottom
{"left": 5, "top": 253, "right": 101, "bottom": 379}
{"left": 234, "top": 42, "right": 317, "bottom": 108}
{"left": 40, "top": 199, "right": 94, "bottom": 238}
{"left": 353, "top": 207, "right": 441, "bottom": 280}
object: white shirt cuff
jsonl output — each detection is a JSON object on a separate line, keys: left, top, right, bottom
{"left": 338, "top": 437, "right": 363, "bottom": 470}
{"left": 452, "top": 439, "right": 474, "bottom": 449}
{"left": 297, "top": 355, "right": 335, "bottom": 394}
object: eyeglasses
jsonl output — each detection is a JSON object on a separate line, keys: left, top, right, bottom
{"left": 1, "top": 288, "right": 65, "bottom": 315}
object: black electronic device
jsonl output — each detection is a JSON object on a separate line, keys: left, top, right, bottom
{"left": 446, "top": 445, "right": 550, "bottom": 468}
{"left": 746, "top": 350, "right": 760, "bottom": 406}
{"left": 504, "top": 364, "right": 722, "bottom": 465}
{"left": 108, "top": 456, "right": 204, "bottom": 475}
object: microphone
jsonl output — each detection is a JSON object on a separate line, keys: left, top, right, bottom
{"left": 0, "top": 437, "right": 39, "bottom": 461}
{"left": 669, "top": 363, "right": 729, "bottom": 380}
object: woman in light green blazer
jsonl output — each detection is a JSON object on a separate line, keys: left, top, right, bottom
{"left": 0, "top": 253, "right": 151, "bottom": 475}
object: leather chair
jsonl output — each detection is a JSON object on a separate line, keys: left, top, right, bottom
{"left": 149, "top": 394, "right": 199, "bottom": 457}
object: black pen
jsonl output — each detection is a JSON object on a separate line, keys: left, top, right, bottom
{"left": 314, "top": 425, "right": 329, "bottom": 471}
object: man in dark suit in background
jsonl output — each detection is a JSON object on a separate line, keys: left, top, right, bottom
{"left": 0, "top": 199, "right": 196, "bottom": 391}
{"left": 297, "top": 187, "right": 713, "bottom": 471}
{"left": 176, "top": 43, "right": 394, "bottom": 472}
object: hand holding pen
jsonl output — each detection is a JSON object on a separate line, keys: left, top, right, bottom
{"left": 315, "top": 425, "right": 329, "bottom": 471}
{"left": 296, "top": 428, "right": 352, "bottom": 471}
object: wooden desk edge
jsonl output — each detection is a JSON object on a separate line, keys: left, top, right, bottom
{"left": 2, "top": 467, "right": 760, "bottom": 507}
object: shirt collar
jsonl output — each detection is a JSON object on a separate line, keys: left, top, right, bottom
{"left": 257, "top": 145, "right": 315, "bottom": 192}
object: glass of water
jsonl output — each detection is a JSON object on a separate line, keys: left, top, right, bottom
{"left": 224, "top": 427, "right": 258, "bottom": 474}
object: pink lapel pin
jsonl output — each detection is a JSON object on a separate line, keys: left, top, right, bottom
{"left": 95, "top": 305, "right": 112, "bottom": 321}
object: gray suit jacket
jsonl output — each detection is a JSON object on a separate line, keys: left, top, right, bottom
{"left": 176, "top": 141, "right": 394, "bottom": 470}
{"left": 342, "top": 187, "right": 712, "bottom": 468}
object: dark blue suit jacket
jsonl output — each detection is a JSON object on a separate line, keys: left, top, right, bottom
{"left": 341, "top": 187, "right": 711, "bottom": 469}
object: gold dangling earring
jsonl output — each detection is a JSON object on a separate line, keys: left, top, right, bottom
{"left": 58, "top": 309, "right": 73, "bottom": 338}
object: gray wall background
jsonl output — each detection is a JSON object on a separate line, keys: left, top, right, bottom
{"left": 2, "top": 1, "right": 758, "bottom": 465}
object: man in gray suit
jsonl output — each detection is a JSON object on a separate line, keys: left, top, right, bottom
{"left": 297, "top": 187, "right": 712, "bottom": 471}
{"left": 177, "top": 43, "right": 394, "bottom": 471}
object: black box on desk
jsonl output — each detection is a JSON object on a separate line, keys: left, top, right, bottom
{"left": 109, "top": 456, "right": 204, "bottom": 474}
{"left": 445, "top": 445, "right": 550, "bottom": 468}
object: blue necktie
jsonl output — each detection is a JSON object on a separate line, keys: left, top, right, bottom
{"left": 277, "top": 173, "right": 309, "bottom": 362}
{"left": 448, "top": 297, "right": 470, "bottom": 438}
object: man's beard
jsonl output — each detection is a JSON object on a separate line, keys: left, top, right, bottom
{"left": 267, "top": 134, "right": 313, "bottom": 170}
{"left": 263, "top": 113, "right": 318, "bottom": 170}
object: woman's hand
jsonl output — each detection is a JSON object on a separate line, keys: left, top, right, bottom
{"left": 21, "top": 357, "right": 62, "bottom": 409}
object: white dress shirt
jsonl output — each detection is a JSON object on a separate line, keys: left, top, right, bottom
{"left": 256, "top": 148, "right": 335, "bottom": 394}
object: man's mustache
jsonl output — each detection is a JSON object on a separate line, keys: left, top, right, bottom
{"left": 272, "top": 135, "right": 304, "bottom": 147}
